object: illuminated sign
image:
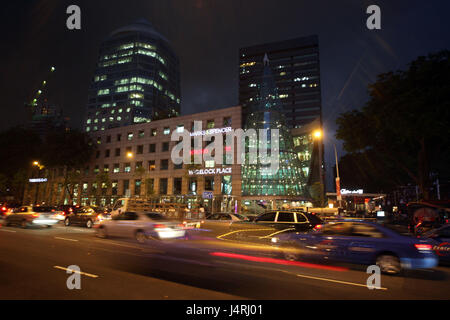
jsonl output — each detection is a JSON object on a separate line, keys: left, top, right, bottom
{"left": 341, "top": 189, "right": 363, "bottom": 195}
{"left": 202, "top": 191, "right": 213, "bottom": 199}
{"left": 190, "top": 127, "right": 232, "bottom": 137}
{"left": 29, "top": 178, "right": 47, "bottom": 183}
{"left": 188, "top": 167, "right": 232, "bottom": 176}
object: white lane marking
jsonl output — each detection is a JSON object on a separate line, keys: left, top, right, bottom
{"left": 0, "top": 229, "right": 17, "bottom": 233}
{"left": 54, "top": 237, "right": 79, "bottom": 242}
{"left": 258, "top": 228, "right": 296, "bottom": 239}
{"left": 94, "top": 239, "right": 142, "bottom": 249}
{"left": 53, "top": 266, "right": 99, "bottom": 278}
{"left": 217, "top": 260, "right": 388, "bottom": 290}
{"left": 293, "top": 273, "right": 388, "bottom": 290}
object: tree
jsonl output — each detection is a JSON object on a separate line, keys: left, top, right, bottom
{"left": 94, "top": 172, "right": 111, "bottom": 199}
{"left": 41, "top": 129, "right": 96, "bottom": 204}
{"left": 0, "top": 127, "right": 42, "bottom": 202}
{"left": 336, "top": 51, "right": 450, "bottom": 199}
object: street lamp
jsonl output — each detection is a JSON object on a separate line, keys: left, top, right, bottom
{"left": 313, "top": 129, "right": 325, "bottom": 207}
{"left": 126, "top": 152, "right": 134, "bottom": 159}
{"left": 313, "top": 130, "right": 322, "bottom": 139}
{"left": 31, "top": 161, "right": 45, "bottom": 205}
{"left": 32, "top": 161, "right": 45, "bottom": 170}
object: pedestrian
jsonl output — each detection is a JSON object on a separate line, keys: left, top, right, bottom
{"left": 199, "top": 205, "right": 205, "bottom": 219}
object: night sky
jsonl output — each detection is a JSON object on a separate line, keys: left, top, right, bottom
{"left": 1, "top": 0, "right": 450, "bottom": 189}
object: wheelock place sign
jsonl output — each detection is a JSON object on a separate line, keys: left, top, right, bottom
{"left": 188, "top": 167, "right": 232, "bottom": 176}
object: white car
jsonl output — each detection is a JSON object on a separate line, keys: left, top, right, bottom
{"left": 94, "top": 211, "right": 186, "bottom": 243}
{"left": 3, "top": 206, "right": 59, "bottom": 228}
{"left": 206, "top": 213, "right": 250, "bottom": 223}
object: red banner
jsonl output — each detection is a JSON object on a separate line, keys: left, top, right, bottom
{"left": 336, "top": 177, "right": 342, "bottom": 201}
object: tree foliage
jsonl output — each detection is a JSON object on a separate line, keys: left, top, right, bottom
{"left": 336, "top": 51, "right": 450, "bottom": 198}
{"left": 0, "top": 127, "right": 95, "bottom": 203}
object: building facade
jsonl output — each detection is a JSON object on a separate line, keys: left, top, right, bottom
{"left": 37, "top": 106, "right": 242, "bottom": 213}
{"left": 25, "top": 104, "right": 320, "bottom": 213}
{"left": 84, "top": 19, "right": 181, "bottom": 133}
{"left": 239, "top": 35, "right": 322, "bottom": 129}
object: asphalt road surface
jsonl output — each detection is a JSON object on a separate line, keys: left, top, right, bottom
{"left": 0, "top": 220, "right": 449, "bottom": 300}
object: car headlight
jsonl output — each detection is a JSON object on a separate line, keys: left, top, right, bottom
{"left": 271, "top": 237, "right": 279, "bottom": 243}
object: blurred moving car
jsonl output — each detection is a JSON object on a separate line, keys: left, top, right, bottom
{"left": 206, "top": 212, "right": 250, "bottom": 223}
{"left": 94, "top": 211, "right": 186, "bottom": 243}
{"left": 64, "top": 206, "right": 111, "bottom": 228}
{"left": 272, "top": 220, "right": 438, "bottom": 274}
{"left": 3, "top": 206, "right": 59, "bottom": 228}
{"left": 420, "top": 224, "right": 450, "bottom": 264}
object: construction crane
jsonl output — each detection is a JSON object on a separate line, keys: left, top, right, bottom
{"left": 28, "top": 66, "right": 56, "bottom": 112}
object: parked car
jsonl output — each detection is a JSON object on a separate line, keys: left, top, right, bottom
{"left": 420, "top": 224, "right": 450, "bottom": 264}
{"left": 57, "top": 205, "right": 80, "bottom": 216}
{"left": 272, "top": 220, "right": 438, "bottom": 274}
{"left": 64, "top": 206, "right": 111, "bottom": 228}
{"left": 219, "top": 210, "right": 324, "bottom": 243}
{"left": 3, "top": 206, "right": 59, "bottom": 228}
{"left": 234, "top": 210, "right": 324, "bottom": 231}
{"left": 94, "top": 211, "right": 186, "bottom": 243}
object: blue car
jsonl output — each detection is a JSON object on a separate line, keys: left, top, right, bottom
{"left": 272, "top": 220, "right": 438, "bottom": 274}
{"left": 421, "top": 224, "right": 450, "bottom": 264}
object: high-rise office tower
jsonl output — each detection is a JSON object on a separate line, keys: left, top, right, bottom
{"left": 84, "top": 19, "right": 181, "bottom": 132}
{"left": 241, "top": 55, "right": 306, "bottom": 197}
{"left": 239, "top": 36, "right": 322, "bottom": 129}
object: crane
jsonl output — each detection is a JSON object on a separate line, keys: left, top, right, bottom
{"left": 28, "top": 66, "right": 56, "bottom": 113}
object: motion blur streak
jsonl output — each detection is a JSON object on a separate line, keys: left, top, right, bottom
{"left": 210, "top": 252, "right": 349, "bottom": 272}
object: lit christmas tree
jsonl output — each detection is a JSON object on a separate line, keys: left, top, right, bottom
{"left": 241, "top": 54, "right": 307, "bottom": 196}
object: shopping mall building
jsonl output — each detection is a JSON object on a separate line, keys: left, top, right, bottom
{"left": 25, "top": 104, "right": 322, "bottom": 214}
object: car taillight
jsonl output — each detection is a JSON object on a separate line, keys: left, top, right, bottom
{"left": 32, "top": 213, "right": 40, "bottom": 218}
{"left": 178, "top": 224, "right": 185, "bottom": 228}
{"left": 414, "top": 244, "right": 432, "bottom": 251}
{"left": 1, "top": 207, "right": 6, "bottom": 211}
{"left": 313, "top": 224, "right": 322, "bottom": 231}
{"left": 154, "top": 224, "right": 166, "bottom": 229}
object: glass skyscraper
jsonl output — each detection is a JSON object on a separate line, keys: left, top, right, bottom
{"left": 239, "top": 35, "right": 321, "bottom": 129}
{"left": 241, "top": 55, "right": 306, "bottom": 197}
{"left": 240, "top": 36, "right": 325, "bottom": 204}
{"left": 84, "top": 19, "right": 180, "bottom": 132}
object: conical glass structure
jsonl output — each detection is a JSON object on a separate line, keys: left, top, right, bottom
{"left": 241, "top": 55, "right": 306, "bottom": 196}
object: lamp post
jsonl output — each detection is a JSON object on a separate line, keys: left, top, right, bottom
{"left": 334, "top": 144, "right": 342, "bottom": 210}
{"left": 313, "top": 130, "right": 325, "bottom": 207}
{"left": 32, "top": 161, "right": 45, "bottom": 205}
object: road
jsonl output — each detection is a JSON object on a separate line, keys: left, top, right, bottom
{"left": 0, "top": 221, "right": 449, "bottom": 300}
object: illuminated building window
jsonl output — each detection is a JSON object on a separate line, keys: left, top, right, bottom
{"left": 98, "top": 89, "right": 110, "bottom": 96}
{"left": 148, "top": 160, "right": 155, "bottom": 171}
{"left": 240, "top": 61, "right": 256, "bottom": 68}
{"left": 207, "top": 120, "right": 215, "bottom": 129}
